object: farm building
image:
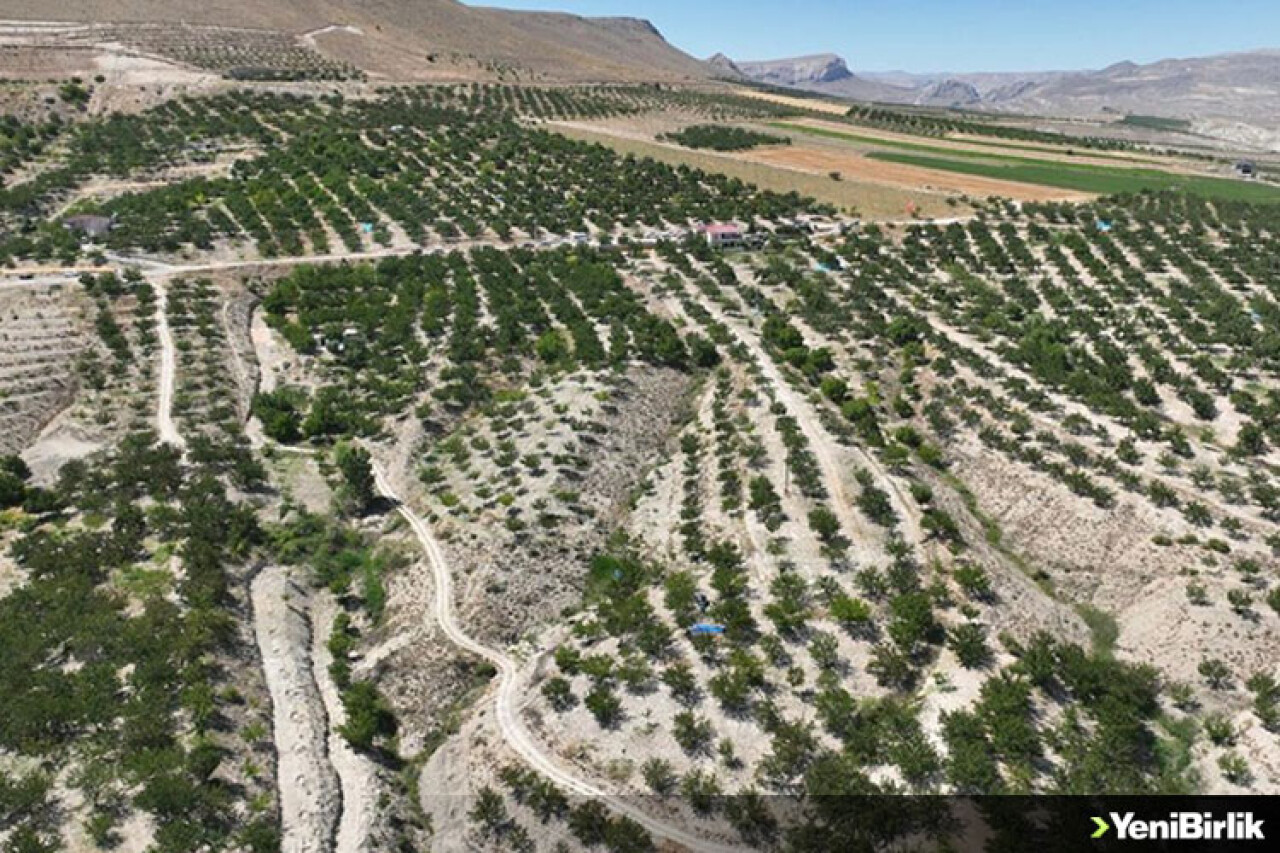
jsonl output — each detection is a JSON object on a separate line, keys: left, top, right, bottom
{"left": 62, "top": 214, "right": 114, "bottom": 240}
{"left": 703, "top": 222, "right": 743, "bottom": 249}
{"left": 1235, "top": 160, "right": 1257, "bottom": 178}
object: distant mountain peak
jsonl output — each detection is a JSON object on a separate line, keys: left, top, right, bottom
{"left": 919, "top": 78, "right": 981, "bottom": 106}
{"left": 706, "top": 52, "right": 743, "bottom": 76}
{"left": 1100, "top": 60, "right": 1140, "bottom": 75}
{"left": 737, "top": 53, "right": 853, "bottom": 86}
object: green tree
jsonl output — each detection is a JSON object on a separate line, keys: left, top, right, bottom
{"left": 333, "top": 441, "right": 375, "bottom": 515}
{"left": 807, "top": 507, "right": 840, "bottom": 543}
{"left": 641, "top": 758, "right": 676, "bottom": 795}
{"left": 541, "top": 677, "right": 576, "bottom": 712}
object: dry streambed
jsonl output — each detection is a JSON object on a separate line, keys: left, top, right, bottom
{"left": 251, "top": 565, "right": 342, "bottom": 853}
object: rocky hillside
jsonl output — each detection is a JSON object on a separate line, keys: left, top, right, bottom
{"left": 735, "top": 52, "right": 913, "bottom": 102}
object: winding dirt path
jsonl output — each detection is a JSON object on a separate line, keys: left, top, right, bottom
{"left": 369, "top": 461, "right": 743, "bottom": 853}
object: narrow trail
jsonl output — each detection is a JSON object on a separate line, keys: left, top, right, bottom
{"left": 369, "top": 462, "right": 744, "bottom": 853}
{"left": 153, "top": 279, "right": 185, "bottom": 450}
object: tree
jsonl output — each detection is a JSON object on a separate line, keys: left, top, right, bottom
{"left": 1218, "top": 753, "right": 1253, "bottom": 786}
{"left": 808, "top": 631, "right": 841, "bottom": 671}
{"left": 948, "top": 622, "right": 992, "bottom": 669}
{"left": 764, "top": 572, "right": 811, "bottom": 636}
{"left": 888, "top": 591, "right": 939, "bottom": 654}
{"left": 584, "top": 684, "right": 623, "bottom": 728}
{"left": 661, "top": 661, "right": 700, "bottom": 706}
{"left": 1198, "top": 658, "right": 1232, "bottom": 690}
{"left": 568, "top": 801, "right": 611, "bottom": 847}
{"left": 941, "top": 710, "right": 1002, "bottom": 793}
{"left": 641, "top": 758, "right": 676, "bottom": 795}
{"left": 541, "top": 677, "right": 576, "bottom": 712}
{"left": 679, "top": 769, "right": 722, "bottom": 816}
{"left": 1235, "top": 423, "right": 1267, "bottom": 457}
{"left": 857, "top": 481, "right": 897, "bottom": 527}
{"left": 1203, "top": 713, "right": 1236, "bottom": 746}
{"left": 723, "top": 787, "right": 778, "bottom": 848}
{"left": 333, "top": 441, "right": 375, "bottom": 515}
{"left": 868, "top": 643, "right": 916, "bottom": 690}
{"left": 0, "top": 470, "right": 24, "bottom": 509}
{"left": 604, "top": 816, "right": 654, "bottom": 853}
{"left": 953, "top": 563, "right": 993, "bottom": 602}
{"left": 251, "top": 388, "right": 305, "bottom": 442}
{"left": 535, "top": 329, "right": 569, "bottom": 364}
{"left": 0, "top": 454, "right": 31, "bottom": 481}
{"left": 1227, "top": 589, "right": 1254, "bottom": 618}
{"left": 807, "top": 507, "right": 840, "bottom": 543}
{"left": 673, "top": 711, "right": 714, "bottom": 756}
{"left": 829, "top": 593, "right": 873, "bottom": 637}
{"left": 469, "top": 786, "right": 510, "bottom": 838}
{"left": 338, "top": 680, "right": 395, "bottom": 752}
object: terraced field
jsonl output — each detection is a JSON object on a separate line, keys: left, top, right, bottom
{"left": 0, "top": 285, "right": 85, "bottom": 454}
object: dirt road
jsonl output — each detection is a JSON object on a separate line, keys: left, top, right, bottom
{"left": 369, "top": 461, "right": 743, "bottom": 853}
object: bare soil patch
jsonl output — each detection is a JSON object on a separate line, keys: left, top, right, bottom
{"left": 731, "top": 87, "right": 852, "bottom": 116}
{"left": 743, "top": 142, "right": 1093, "bottom": 202}
{"left": 549, "top": 120, "right": 968, "bottom": 219}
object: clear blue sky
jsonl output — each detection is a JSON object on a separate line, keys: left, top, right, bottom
{"left": 483, "top": 0, "right": 1280, "bottom": 72}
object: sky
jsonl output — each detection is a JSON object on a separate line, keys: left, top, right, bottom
{"left": 485, "top": 0, "right": 1280, "bottom": 73}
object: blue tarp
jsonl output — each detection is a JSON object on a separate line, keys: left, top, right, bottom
{"left": 690, "top": 623, "right": 725, "bottom": 636}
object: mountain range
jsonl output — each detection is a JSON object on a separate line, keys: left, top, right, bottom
{"left": 724, "top": 49, "right": 1280, "bottom": 130}
{"left": 8, "top": 0, "right": 1280, "bottom": 139}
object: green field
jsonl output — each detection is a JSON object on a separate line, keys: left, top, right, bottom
{"left": 772, "top": 119, "right": 1280, "bottom": 203}
{"left": 866, "top": 150, "right": 1280, "bottom": 203}
{"left": 771, "top": 120, "right": 1154, "bottom": 164}
{"left": 1120, "top": 114, "right": 1193, "bottom": 132}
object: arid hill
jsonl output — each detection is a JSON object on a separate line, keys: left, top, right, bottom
{"left": 1, "top": 0, "right": 718, "bottom": 81}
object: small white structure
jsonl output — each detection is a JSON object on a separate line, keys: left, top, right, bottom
{"left": 703, "top": 222, "right": 743, "bottom": 249}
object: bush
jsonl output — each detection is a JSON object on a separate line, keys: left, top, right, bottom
{"left": 641, "top": 758, "right": 676, "bottom": 795}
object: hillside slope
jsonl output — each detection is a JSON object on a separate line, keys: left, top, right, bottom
{"left": 1, "top": 0, "right": 716, "bottom": 81}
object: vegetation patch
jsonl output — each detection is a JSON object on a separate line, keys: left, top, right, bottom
{"left": 660, "top": 124, "right": 791, "bottom": 151}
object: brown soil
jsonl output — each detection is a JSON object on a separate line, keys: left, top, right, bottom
{"left": 549, "top": 120, "right": 970, "bottom": 219}
{"left": 742, "top": 143, "right": 1094, "bottom": 202}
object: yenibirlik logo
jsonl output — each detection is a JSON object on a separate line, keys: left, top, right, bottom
{"left": 1092, "top": 812, "right": 1265, "bottom": 842}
